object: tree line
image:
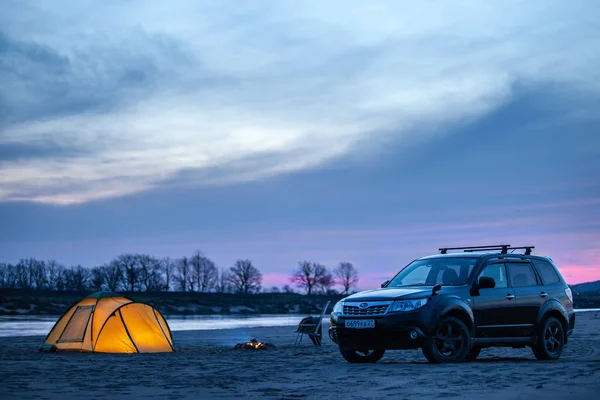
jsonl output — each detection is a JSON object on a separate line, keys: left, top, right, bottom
{"left": 0, "top": 253, "right": 359, "bottom": 295}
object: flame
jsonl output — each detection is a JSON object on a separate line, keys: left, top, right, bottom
{"left": 235, "top": 338, "right": 270, "bottom": 350}
{"left": 246, "top": 339, "right": 264, "bottom": 349}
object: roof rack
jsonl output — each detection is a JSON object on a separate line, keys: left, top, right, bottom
{"left": 439, "top": 245, "right": 534, "bottom": 255}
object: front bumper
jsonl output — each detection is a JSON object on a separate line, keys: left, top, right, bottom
{"left": 329, "top": 306, "right": 436, "bottom": 350}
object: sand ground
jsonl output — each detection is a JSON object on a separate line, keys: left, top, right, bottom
{"left": 1, "top": 312, "right": 599, "bottom": 399}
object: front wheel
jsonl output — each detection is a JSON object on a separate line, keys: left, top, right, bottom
{"left": 339, "top": 347, "right": 385, "bottom": 363}
{"left": 532, "top": 317, "right": 565, "bottom": 360}
{"left": 422, "top": 316, "right": 471, "bottom": 363}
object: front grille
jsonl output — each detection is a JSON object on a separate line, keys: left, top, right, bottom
{"left": 343, "top": 304, "right": 389, "bottom": 316}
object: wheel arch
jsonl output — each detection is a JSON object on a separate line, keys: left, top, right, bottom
{"left": 536, "top": 300, "right": 569, "bottom": 344}
{"left": 439, "top": 301, "right": 475, "bottom": 337}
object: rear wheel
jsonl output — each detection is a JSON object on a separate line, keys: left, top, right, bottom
{"left": 422, "top": 316, "right": 471, "bottom": 363}
{"left": 532, "top": 317, "right": 565, "bottom": 360}
{"left": 339, "top": 347, "right": 385, "bottom": 363}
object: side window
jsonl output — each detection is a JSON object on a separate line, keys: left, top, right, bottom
{"left": 532, "top": 259, "right": 561, "bottom": 285}
{"left": 478, "top": 263, "right": 508, "bottom": 288}
{"left": 507, "top": 263, "right": 538, "bottom": 287}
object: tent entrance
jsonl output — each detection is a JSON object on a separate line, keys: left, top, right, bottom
{"left": 57, "top": 305, "right": 94, "bottom": 343}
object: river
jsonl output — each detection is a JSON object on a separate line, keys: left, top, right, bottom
{"left": 0, "top": 314, "right": 313, "bottom": 337}
{"left": 1, "top": 309, "right": 598, "bottom": 338}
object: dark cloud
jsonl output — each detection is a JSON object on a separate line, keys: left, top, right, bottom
{"left": 1, "top": 83, "right": 598, "bottom": 240}
{"left": 0, "top": 140, "right": 91, "bottom": 162}
{"left": 0, "top": 30, "right": 195, "bottom": 126}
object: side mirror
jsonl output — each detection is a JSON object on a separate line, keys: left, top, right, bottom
{"left": 478, "top": 276, "right": 496, "bottom": 289}
{"left": 381, "top": 280, "right": 390, "bottom": 288}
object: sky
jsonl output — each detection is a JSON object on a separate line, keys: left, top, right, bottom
{"left": 1, "top": 0, "right": 599, "bottom": 290}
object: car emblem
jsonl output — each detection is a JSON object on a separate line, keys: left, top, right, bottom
{"left": 359, "top": 302, "right": 369, "bottom": 308}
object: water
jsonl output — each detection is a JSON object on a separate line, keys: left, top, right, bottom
{"left": 1, "top": 309, "right": 597, "bottom": 338}
{"left": 165, "top": 314, "right": 314, "bottom": 333}
{"left": 0, "top": 314, "right": 317, "bottom": 338}
{"left": 0, "top": 316, "right": 59, "bottom": 338}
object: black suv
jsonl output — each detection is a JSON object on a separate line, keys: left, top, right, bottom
{"left": 329, "top": 245, "right": 575, "bottom": 363}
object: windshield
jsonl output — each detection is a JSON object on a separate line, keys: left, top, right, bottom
{"left": 387, "top": 257, "right": 477, "bottom": 287}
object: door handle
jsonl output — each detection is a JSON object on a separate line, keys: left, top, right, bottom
{"left": 505, "top": 294, "right": 515, "bottom": 300}
{"left": 539, "top": 292, "right": 549, "bottom": 298}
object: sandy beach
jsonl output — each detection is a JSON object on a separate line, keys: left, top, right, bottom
{"left": 1, "top": 312, "right": 599, "bottom": 400}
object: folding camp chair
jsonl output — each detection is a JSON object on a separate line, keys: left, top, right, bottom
{"left": 294, "top": 301, "right": 330, "bottom": 347}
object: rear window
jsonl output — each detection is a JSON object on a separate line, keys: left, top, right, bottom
{"left": 507, "top": 262, "right": 538, "bottom": 287}
{"left": 532, "top": 259, "right": 561, "bottom": 285}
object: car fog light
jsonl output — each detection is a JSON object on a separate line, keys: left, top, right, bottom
{"left": 410, "top": 330, "right": 418, "bottom": 340}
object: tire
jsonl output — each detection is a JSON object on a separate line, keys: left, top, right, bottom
{"left": 422, "top": 316, "right": 471, "bottom": 363}
{"left": 532, "top": 317, "right": 565, "bottom": 361}
{"left": 339, "top": 347, "right": 385, "bottom": 363}
{"left": 464, "top": 347, "right": 481, "bottom": 362}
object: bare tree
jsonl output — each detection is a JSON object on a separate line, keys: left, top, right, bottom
{"left": 228, "top": 259, "right": 262, "bottom": 294}
{"left": 90, "top": 267, "right": 104, "bottom": 291}
{"left": 138, "top": 254, "right": 164, "bottom": 291}
{"left": 290, "top": 261, "right": 330, "bottom": 295}
{"left": 55, "top": 265, "right": 67, "bottom": 291}
{"left": 116, "top": 254, "right": 139, "bottom": 292}
{"left": 63, "top": 265, "right": 90, "bottom": 291}
{"left": 162, "top": 257, "right": 173, "bottom": 291}
{"left": 46, "top": 260, "right": 65, "bottom": 291}
{"left": 28, "top": 259, "right": 47, "bottom": 289}
{"left": 0, "top": 262, "right": 7, "bottom": 288}
{"left": 215, "top": 267, "right": 231, "bottom": 293}
{"left": 146, "top": 259, "right": 164, "bottom": 291}
{"left": 186, "top": 263, "right": 196, "bottom": 292}
{"left": 174, "top": 257, "right": 191, "bottom": 292}
{"left": 291, "top": 261, "right": 316, "bottom": 295}
{"left": 334, "top": 262, "right": 359, "bottom": 295}
{"left": 317, "top": 270, "right": 335, "bottom": 294}
{"left": 101, "top": 261, "right": 123, "bottom": 291}
{"left": 15, "top": 259, "right": 32, "bottom": 289}
{"left": 190, "top": 251, "right": 218, "bottom": 293}
{"left": 0, "top": 263, "right": 17, "bottom": 288}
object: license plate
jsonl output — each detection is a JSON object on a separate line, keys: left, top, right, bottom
{"left": 345, "top": 319, "right": 375, "bottom": 329}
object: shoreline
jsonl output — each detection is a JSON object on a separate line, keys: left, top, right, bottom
{"left": 2, "top": 312, "right": 600, "bottom": 399}
{"left": 1, "top": 306, "right": 598, "bottom": 317}
{"left": 2, "top": 309, "right": 600, "bottom": 338}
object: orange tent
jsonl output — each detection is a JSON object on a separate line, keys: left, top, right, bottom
{"left": 41, "top": 291, "right": 174, "bottom": 353}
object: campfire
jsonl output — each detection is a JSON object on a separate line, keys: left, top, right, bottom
{"left": 234, "top": 338, "right": 277, "bottom": 350}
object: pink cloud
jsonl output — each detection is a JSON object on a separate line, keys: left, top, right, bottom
{"left": 261, "top": 272, "right": 294, "bottom": 288}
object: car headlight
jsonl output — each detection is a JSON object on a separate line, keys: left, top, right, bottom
{"left": 389, "top": 298, "right": 428, "bottom": 312}
{"left": 332, "top": 301, "right": 344, "bottom": 314}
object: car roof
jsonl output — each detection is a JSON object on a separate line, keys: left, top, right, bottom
{"left": 418, "top": 252, "right": 551, "bottom": 262}
{"left": 418, "top": 252, "right": 492, "bottom": 260}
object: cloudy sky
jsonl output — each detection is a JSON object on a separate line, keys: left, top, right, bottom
{"left": 1, "top": 0, "right": 599, "bottom": 289}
